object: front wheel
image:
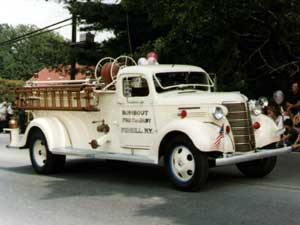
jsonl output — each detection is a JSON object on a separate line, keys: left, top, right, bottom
{"left": 236, "top": 156, "right": 277, "bottom": 178}
{"left": 164, "top": 135, "right": 208, "bottom": 192}
{"left": 29, "top": 130, "right": 66, "bottom": 174}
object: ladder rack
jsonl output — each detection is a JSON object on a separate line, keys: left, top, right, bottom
{"left": 16, "top": 84, "right": 98, "bottom": 111}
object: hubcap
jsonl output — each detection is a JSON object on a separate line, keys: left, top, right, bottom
{"left": 33, "top": 140, "right": 47, "bottom": 167}
{"left": 170, "top": 146, "right": 195, "bottom": 182}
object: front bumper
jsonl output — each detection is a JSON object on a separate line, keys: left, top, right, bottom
{"left": 215, "top": 146, "right": 292, "bottom": 166}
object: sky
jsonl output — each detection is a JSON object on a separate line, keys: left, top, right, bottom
{"left": 0, "top": 0, "right": 114, "bottom": 42}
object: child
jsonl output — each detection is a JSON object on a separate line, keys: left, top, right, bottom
{"left": 266, "top": 105, "right": 284, "bottom": 134}
{"left": 281, "top": 119, "right": 298, "bottom": 146}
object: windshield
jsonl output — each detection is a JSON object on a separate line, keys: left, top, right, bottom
{"left": 153, "top": 72, "right": 213, "bottom": 93}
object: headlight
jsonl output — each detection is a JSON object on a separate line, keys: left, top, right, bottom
{"left": 253, "top": 104, "right": 262, "bottom": 115}
{"left": 258, "top": 96, "right": 268, "bottom": 108}
{"left": 249, "top": 99, "right": 263, "bottom": 115}
{"left": 213, "top": 106, "right": 224, "bottom": 120}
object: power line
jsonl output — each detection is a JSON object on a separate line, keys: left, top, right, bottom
{"left": 0, "top": 17, "right": 72, "bottom": 47}
{"left": 0, "top": 17, "right": 72, "bottom": 46}
{"left": 13, "top": 23, "right": 73, "bottom": 43}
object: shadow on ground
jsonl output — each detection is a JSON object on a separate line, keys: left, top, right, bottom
{"left": 1, "top": 154, "right": 300, "bottom": 225}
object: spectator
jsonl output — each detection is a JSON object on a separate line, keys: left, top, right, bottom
{"left": 19, "top": 109, "right": 26, "bottom": 134}
{"left": 292, "top": 122, "right": 300, "bottom": 151}
{"left": 266, "top": 105, "right": 284, "bottom": 134}
{"left": 293, "top": 111, "right": 300, "bottom": 125}
{"left": 272, "top": 90, "right": 291, "bottom": 120}
{"left": 0, "top": 101, "right": 7, "bottom": 132}
{"left": 5, "top": 103, "right": 14, "bottom": 128}
{"left": 273, "top": 90, "right": 286, "bottom": 114}
{"left": 281, "top": 119, "right": 298, "bottom": 146}
{"left": 286, "top": 82, "right": 300, "bottom": 117}
{"left": 283, "top": 111, "right": 291, "bottom": 120}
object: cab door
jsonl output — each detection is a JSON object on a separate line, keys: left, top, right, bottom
{"left": 118, "top": 74, "right": 156, "bottom": 149}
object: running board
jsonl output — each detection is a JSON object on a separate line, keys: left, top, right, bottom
{"left": 215, "top": 146, "right": 292, "bottom": 167}
{"left": 52, "top": 147, "right": 155, "bottom": 164}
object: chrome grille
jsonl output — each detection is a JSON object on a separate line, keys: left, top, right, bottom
{"left": 223, "top": 103, "right": 256, "bottom": 152}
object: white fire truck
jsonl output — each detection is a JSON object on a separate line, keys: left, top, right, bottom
{"left": 6, "top": 56, "right": 292, "bottom": 191}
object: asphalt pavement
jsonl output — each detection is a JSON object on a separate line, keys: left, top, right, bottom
{"left": 0, "top": 133, "right": 300, "bottom": 225}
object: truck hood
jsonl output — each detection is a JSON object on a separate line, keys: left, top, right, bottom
{"left": 155, "top": 91, "right": 247, "bottom": 106}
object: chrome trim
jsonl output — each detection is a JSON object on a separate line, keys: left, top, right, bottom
{"left": 223, "top": 102, "right": 256, "bottom": 152}
{"left": 178, "top": 107, "right": 201, "bottom": 110}
{"left": 228, "top": 111, "right": 247, "bottom": 113}
{"left": 215, "top": 146, "right": 292, "bottom": 166}
{"left": 235, "top": 143, "right": 253, "bottom": 145}
{"left": 52, "top": 147, "right": 155, "bottom": 163}
{"left": 228, "top": 119, "right": 248, "bottom": 121}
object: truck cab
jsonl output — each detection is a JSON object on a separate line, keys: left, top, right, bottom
{"left": 6, "top": 56, "right": 292, "bottom": 191}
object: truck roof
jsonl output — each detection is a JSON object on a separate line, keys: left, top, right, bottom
{"left": 119, "top": 64, "right": 207, "bottom": 75}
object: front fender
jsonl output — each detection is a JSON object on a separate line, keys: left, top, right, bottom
{"left": 153, "top": 119, "right": 234, "bottom": 157}
{"left": 252, "top": 114, "right": 280, "bottom": 148}
{"left": 22, "top": 117, "right": 71, "bottom": 151}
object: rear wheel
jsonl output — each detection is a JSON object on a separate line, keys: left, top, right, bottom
{"left": 164, "top": 135, "right": 208, "bottom": 191}
{"left": 29, "top": 130, "right": 66, "bottom": 174}
{"left": 236, "top": 156, "right": 277, "bottom": 178}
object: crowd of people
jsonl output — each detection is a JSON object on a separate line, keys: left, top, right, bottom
{"left": 0, "top": 101, "right": 14, "bottom": 133}
{"left": 265, "top": 82, "right": 300, "bottom": 149}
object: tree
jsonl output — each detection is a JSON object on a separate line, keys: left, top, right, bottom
{"left": 0, "top": 24, "right": 70, "bottom": 80}
{"left": 130, "top": 0, "right": 300, "bottom": 97}
{"left": 55, "top": 0, "right": 300, "bottom": 97}
{"left": 0, "top": 78, "right": 24, "bottom": 102}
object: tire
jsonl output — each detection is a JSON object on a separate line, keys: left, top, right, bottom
{"left": 236, "top": 156, "right": 277, "bottom": 178}
{"left": 29, "top": 130, "right": 66, "bottom": 174}
{"left": 164, "top": 135, "right": 208, "bottom": 192}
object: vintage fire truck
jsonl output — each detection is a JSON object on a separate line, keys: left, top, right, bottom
{"left": 6, "top": 56, "right": 292, "bottom": 191}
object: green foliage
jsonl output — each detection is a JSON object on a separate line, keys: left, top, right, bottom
{"left": 134, "top": 0, "right": 300, "bottom": 97}
{"left": 0, "top": 24, "right": 70, "bottom": 80}
{"left": 0, "top": 78, "right": 24, "bottom": 102}
{"left": 62, "top": 0, "right": 300, "bottom": 97}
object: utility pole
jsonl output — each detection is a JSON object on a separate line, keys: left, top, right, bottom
{"left": 70, "top": 0, "right": 77, "bottom": 80}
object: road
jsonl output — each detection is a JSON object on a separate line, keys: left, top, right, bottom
{"left": 0, "top": 133, "right": 300, "bottom": 225}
